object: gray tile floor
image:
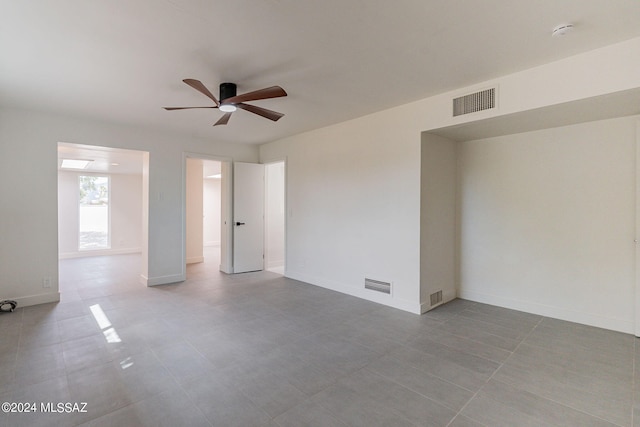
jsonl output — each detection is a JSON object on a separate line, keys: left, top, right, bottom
{"left": 0, "top": 248, "right": 637, "bottom": 426}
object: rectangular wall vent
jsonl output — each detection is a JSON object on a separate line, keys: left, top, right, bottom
{"left": 365, "top": 278, "right": 391, "bottom": 294}
{"left": 430, "top": 290, "right": 443, "bottom": 306}
{"left": 453, "top": 87, "right": 496, "bottom": 117}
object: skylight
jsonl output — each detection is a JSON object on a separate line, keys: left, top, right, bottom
{"left": 61, "top": 159, "right": 93, "bottom": 169}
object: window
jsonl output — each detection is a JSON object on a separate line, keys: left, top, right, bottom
{"left": 78, "top": 175, "right": 110, "bottom": 250}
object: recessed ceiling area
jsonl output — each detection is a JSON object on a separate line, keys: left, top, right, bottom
{"left": 430, "top": 88, "right": 640, "bottom": 142}
{"left": 2, "top": 1, "right": 640, "bottom": 144}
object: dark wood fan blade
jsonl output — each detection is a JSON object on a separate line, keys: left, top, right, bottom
{"left": 237, "top": 103, "right": 284, "bottom": 121}
{"left": 223, "top": 86, "right": 287, "bottom": 104}
{"left": 214, "top": 113, "right": 232, "bottom": 126}
{"left": 183, "top": 79, "right": 220, "bottom": 106}
{"left": 163, "top": 106, "right": 217, "bottom": 110}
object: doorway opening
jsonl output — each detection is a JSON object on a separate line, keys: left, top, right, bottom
{"left": 78, "top": 175, "right": 110, "bottom": 250}
{"left": 185, "top": 155, "right": 232, "bottom": 278}
{"left": 265, "top": 161, "right": 286, "bottom": 275}
{"left": 57, "top": 142, "right": 149, "bottom": 297}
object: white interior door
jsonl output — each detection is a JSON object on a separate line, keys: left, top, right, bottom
{"left": 233, "top": 162, "right": 265, "bottom": 273}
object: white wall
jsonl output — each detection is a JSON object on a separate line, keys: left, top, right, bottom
{"left": 413, "top": 37, "right": 640, "bottom": 134}
{"left": 265, "top": 162, "right": 285, "bottom": 271}
{"left": 261, "top": 117, "right": 423, "bottom": 313}
{"left": 0, "top": 108, "right": 258, "bottom": 307}
{"left": 3, "top": 37, "right": 640, "bottom": 319}
{"left": 58, "top": 171, "right": 142, "bottom": 257}
{"left": 203, "top": 178, "right": 221, "bottom": 247}
{"left": 111, "top": 173, "right": 143, "bottom": 252}
{"left": 420, "top": 134, "right": 457, "bottom": 312}
{"left": 58, "top": 171, "right": 79, "bottom": 255}
{"left": 261, "top": 36, "right": 640, "bottom": 320}
{"left": 186, "top": 158, "right": 204, "bottom": 264}
{"left": 459, "top": 116, "right": 638, "bottom": 333}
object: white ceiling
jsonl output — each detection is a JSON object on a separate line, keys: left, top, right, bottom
{"left": 58, "top": 142, "right": 145, "bottom": 175}
{"left": 57, "top": 142, "right": 223, "bottom": 176}
{"left": 3, "top": 1, "right": 640, "bottom": 145}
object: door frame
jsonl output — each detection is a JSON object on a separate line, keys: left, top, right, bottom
{"left": 262, "top": 157, "right": 287, "bottom": 276}
{"left": 182, "top": 152, "right": 233, "bottom": 276}
{"left": 635, "top": 119, "right": 640, "bottom": 336}
{"left": 57, "top": 143, "right": 149, "bottom": 284}
{"left": 263, "top": 159, "right": 287, "bottom": 275}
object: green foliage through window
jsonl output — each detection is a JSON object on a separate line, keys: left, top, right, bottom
{"left": 79, "top": 176, "right": 108, "bottom": 205}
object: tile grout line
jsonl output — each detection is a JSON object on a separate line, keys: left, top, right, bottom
{"left": 444, "top": 314, "right": 545, "bottom": 427}
{"left": 361, "top": 361, "right": 474, "bottom": 414}
{"left": 439, "top": 314, "right": 528, "bottom": 348}
{"left": 309, "top": 363, "right": 418, "bottom": 427}
{"left": 156, "top": 344, "right": 218, "bottom": 427}
{"left": 396, "top": 310, "right": 521, "bottom": 394}
{"left": 2, "top": 309, "right": 24, "bottom": 399}
{"left": 455, "top": 314, "right": 631, "bottom": 427}
{"left": 18, "top": 257, "right": 637, "bottom": 427}
{"left": 429, "top": 323, "right": 520, "bottom": 365}
{"left": 382, "top": 343, "right": 489, "bottom": 396}
{"left": 167, "top": 333, "right": 305, "bottom": 426}
{"left": 511, "top": 320, "right": 633, "bottom": 427}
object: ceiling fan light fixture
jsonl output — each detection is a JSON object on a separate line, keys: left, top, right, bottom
{"left": 219, "top": 104, "right": 237, "bottom": 113}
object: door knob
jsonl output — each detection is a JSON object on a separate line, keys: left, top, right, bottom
{"left": 235, "top": 222, "right": 246, "bottom": 226}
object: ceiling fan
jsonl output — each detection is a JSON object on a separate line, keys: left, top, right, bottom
{"left": 164, "top": 79, "right": 287, "bottom": 126}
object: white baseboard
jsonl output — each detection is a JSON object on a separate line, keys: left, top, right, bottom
{"left": 59, "top": 248, "right": 141, "bottom": 259}
{"left": 186, "top": 256, "right": 204, "bottom": 264}
{"left": 9, "top": 292, "right": 60, "bottom": 308}
{"left": 267, "top": 260, "right": 284, "bottom": 269}
{"left": 140, "top": 273, "right": 185, "bottom": 287}
{"left": 286, "top": 269, "right": 421, "bottom": 314}
{"left": 459, "top": 288, "right": 634, "bottom": 334}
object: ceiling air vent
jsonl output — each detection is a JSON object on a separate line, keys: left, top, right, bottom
{"left": 365, "top": 278, "right": 391, "bottom": 295}
{"left": 453, "top": 87, "right": 496, "bottom": 117}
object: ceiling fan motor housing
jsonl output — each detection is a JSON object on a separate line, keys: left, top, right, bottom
{"left": 220, "top": 83, "right": 237, "bottom": 102}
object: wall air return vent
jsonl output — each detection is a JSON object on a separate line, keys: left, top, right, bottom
{"left": 430, "top": 290, "right": 443, "bottom": 307}
{"left": 365, "top": 278, "right": 391, "bottom": 295}
{"left": 453, "top": 87, "right": 496, "bottom": 117}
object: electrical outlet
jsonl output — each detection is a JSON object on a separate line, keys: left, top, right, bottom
{"left": 42, "top": 277, "right": 51, "bottom": 288}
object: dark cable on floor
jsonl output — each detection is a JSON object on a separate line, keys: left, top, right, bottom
{"left": 0, "top": 300, "right": 17, "bottom": 313}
